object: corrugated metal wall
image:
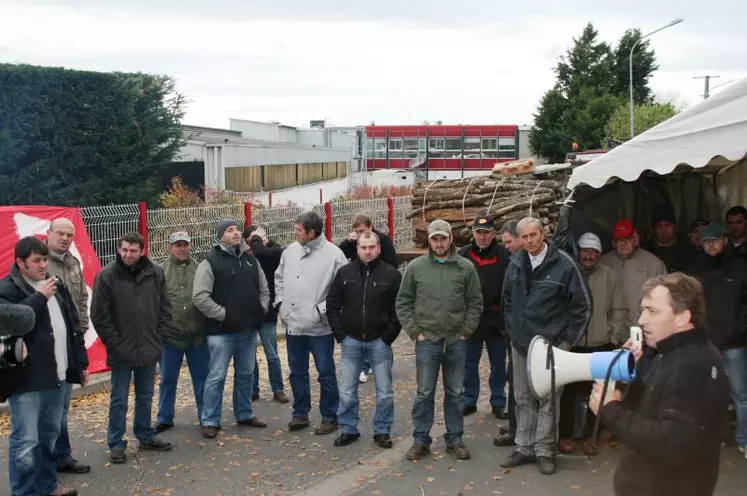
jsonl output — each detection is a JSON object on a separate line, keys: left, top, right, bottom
{"left": 225, "top": 162, "right": 349, "bottom": 192}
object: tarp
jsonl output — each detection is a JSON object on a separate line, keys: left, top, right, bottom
{"left": 567, "top": 77, "right": 747, "bottom": 190}
{"left": 0, "top": 206, "right": 109, "bottom": 373}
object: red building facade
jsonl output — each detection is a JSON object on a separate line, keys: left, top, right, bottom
{"left": 364, "top": 124, "right": 519, "bottom": 172}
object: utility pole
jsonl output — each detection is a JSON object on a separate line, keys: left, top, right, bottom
{"left": 694, "top": 75, "right": 720, "bottom": 99}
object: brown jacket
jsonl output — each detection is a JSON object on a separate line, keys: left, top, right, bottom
{"left": 47, "top": 250, "right": 89, "bottom": 333}
{"left": 581, "top": 263, "right": 628, "bottom": 347}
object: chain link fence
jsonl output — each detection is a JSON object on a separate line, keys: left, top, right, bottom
{"left": 80, "top": 203, "right": 140, "bottom": 267}
{"left": 392, "top": 196, "right": 414, "bottom": 251}
{"left": 329, "top": 198, "right": 389, "bottom": 246}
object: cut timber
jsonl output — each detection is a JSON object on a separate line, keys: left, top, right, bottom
{"left": 492, "top": 158, "right": 535, "bottom": 176}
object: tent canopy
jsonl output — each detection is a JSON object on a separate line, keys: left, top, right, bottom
{"left": 567, "top": 77, "right": 747, "bottom": 191}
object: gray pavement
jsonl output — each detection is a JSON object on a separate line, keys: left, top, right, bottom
{"left": 1, "top": 336, "right": 745, "bottom": 495}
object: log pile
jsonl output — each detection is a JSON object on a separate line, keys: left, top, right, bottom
{"left": 409, "top": 173, "right": 565, "bottom": 247}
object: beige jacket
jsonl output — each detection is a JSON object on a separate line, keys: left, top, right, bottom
{"left": 599, "top": 247, "right": 666, "bottom": 326}
{"left": 581, "top": 263, "right": 628, "bottom": 347}
{"left": 47, "top": 250, "right": 89, "bottom": 333}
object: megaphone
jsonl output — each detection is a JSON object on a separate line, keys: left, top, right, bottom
{"left": 527, "top": 335, "right": 637, "bottom": 399}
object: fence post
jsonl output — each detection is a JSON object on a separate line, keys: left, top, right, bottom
{"left": 138, "top": 201, "right": 148, "bottom": 256}
{"left": 324, "top": 202, "right": 332, "bottom": 241}
{"left": 319, "top": 188, "right": 323, "bottom": 204}
{"left": 244, "top": 202, "right": 253, "bottom": 228}
{"left": 387, "top": 197, "right": 395, "bottom": 239}
{"left": 268, "top": 192, "right": 273, "bottom": 207}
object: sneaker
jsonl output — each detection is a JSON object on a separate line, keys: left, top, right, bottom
{"left": 493, "top": 432, "right": 516, "bottom": 447}
{"left": 110, "top": 448, "right": 127, "bottom": 464}
{"left": 201, "top": 426, "right": 218, "bottom": 439}
{"left": 446, "top": 442, "right": 471, "bottom": 460}
{"left": 288, "top": 416, "right": 310, "bottom": 431}
{"left": 463, "top": 405, "right": 477, "bottom": 416}
{"left": 373, "top": 434, "right": 393, "bottom": 449}
{"left": 44, "top": 487, "right": 79, "bottom": 496}
{"left": 406, "top": 442, "right": 430, "bottom": 461}
{"left": 237, "top": 417, "right": 267, "bottom": 428}
{"left": 140, "top": 438, "right": 173, "bottom": 452}
{"left": 314, "top": 420, "right": 339, "bottom": 435}
{"left": 333, "top": 433, "right": 360, "bottom": 447}
{"left": 501, "top": 451, "right": 537, "bottom": 468}
{"left": 537, "top": 456, "right": 556, "bottom": 475}
{"left": 273, "top": 391, "right": 290, "bottom": 404}
{"left": 359, "top": 372, "right": 368, "bottom": 383}
{"left": 154, "top": 422, "right": 173, "bottom": 434}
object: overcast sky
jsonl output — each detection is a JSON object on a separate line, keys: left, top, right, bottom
{"left": 2, "top": 0, "right": 745, "bottom": 129}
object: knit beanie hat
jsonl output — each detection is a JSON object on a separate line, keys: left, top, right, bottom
{"left": 216, "top": 219, "right": 240, "bottom": 240}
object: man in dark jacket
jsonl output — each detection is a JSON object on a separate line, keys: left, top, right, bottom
{"left": 327, "top": 231, "right": 402, "bottom": 449}
{"left": 338, "top": 214, "right": 398, "bottom": 268}
{"left": 0, "top": 236, "right": 88, "bottom": 496}
{"left": 244, "top": 225, "right": 289, "bottom": 404}
{"left": 688, "top": 223, "right": 747, "bottom": 457}
{"left": 501, "top": 217, "right": 591, "bottom": 475}
{"left": 155, "top": 231, "right": 208, "bottom": 433}
{"left": 193, "top": 220, "right": 270, "bottom": 439}
{"left": 726, "top": 205, "right": 747, "bottom": 259}
{"left": 644, "top": 203, "right": 689, "bottom": 273}
{"left": 458, "top": 215, "right": 509, "bottom": 419}
{"left": 592, "top": 272, "right": 730, "bottom": 496}
{"left": 91, "top": 232, "right": 173, "bottom": 464}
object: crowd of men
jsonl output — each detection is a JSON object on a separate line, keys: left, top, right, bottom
{"left": 1, "top": 201, "right": 745, "bottom": 495}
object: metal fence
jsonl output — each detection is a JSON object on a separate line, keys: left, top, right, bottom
{"left": 252, "top": 204, "right": 326, "bottom": 248}
{"left": 328, "top": 198, "right": 390, "bottom": 246}
{"left": 392, "top": 196, "right": 414, "bottom": 251}
{"left": 80, "top": 203, "right": 140, "bottom": 267}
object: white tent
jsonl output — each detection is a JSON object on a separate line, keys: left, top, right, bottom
{"left": 567, "top": 77, "right": 747, "bottom": 200}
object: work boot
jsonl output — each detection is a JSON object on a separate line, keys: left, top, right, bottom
{"left": 140, "top": 438, "right": 173, "bottom": 452}
{"left": 201, "top": 426, "right": 218, "bottom": 439}
{"left": 237, "top": 417, "right": 267, "bottom": 428}
{"left": 288, "top": 416, "right": 310, "bottom": 431}
{"left": 57, "top": 459, "right": 91, "bottom": 474}
{"left": 273, "top": 391, "right": 290, "bottom": 404}
{"left": 493, "top": 432, "right": 516, "bottom": 447}
{"left": 44, "top": 487, "right": 78, "bottom": 496}
{"left": 333, "top": 433, "right": 360, "bottom": 447}
{"left": 373, "top": 434, "right": 393, "bottom": 449}
{"left": 314, "top": 420, "right": 339, "bottom": 435}
{"left": 251, "top": 392, "right": 260, "bottom": 401}
{"left": 447, "top": 442, "right": 471, "bottom": 460}
{"left": 582, "top": 438, "right": 599, "bottom": 456}
{"left": 501, "top": 451, "right": 537, "bottom": 468}
{"left": 110, "top": 448, "right": 127, "bottom": 464}
{"left": 492, "top": 406, "right": 508, "bottom": 419}
{"left": 406, "top": 442, "right": 430, "bottom": 461}
{"left": 558, "top": 438, "right": 576, "bottom": 454}
{"left": 537, "top": 456, "right": 556, "bottom": 475}
{"left": 154, "top": 422, "right": 173, "bottom": 434}
{"left": 463, "top": 405, "right": 477, "bottom": 416}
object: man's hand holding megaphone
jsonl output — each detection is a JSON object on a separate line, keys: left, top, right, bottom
{"left": 589, "top": 337, "right": 643, "bottom": 415}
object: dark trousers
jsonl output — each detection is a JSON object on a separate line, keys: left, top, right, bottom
{"left": 506, "top": 339, "right": 516, "bottom": 436}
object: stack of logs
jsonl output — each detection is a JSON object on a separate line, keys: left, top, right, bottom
{"left": 409, "top": 174, "right": 565, "bottom": 247}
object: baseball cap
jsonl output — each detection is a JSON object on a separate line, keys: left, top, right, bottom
{"left": 612, "top": 219, "right": 637, "bottom": 240}
{"left": 700, "top": 223, "right": 727, "bottom": 241}
{"left": 688, "top": 219, "right": 709, "bottom": 233}
{"left": 472, "top": 216, "right": 495, "bottom": 231}
{"left": 168, "top": 231, "right": 191, "bottom": 244}
{"left": 578, "top": 232, "right": 602, "bottom": 252}
{"left": 428, "top": 219, "right": 452, "bottom": 239}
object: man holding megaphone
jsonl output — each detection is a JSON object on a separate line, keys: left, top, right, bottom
{"left": 590, "top": 273, "right": 730, "bottom": 496}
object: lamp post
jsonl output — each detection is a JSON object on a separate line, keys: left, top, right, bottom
{"left": 629, "top": 18, "right": 684, "bottom": 138}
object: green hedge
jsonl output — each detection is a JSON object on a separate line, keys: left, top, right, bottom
{"left": 0, "top": 63, "right": 186, "bottom": 206}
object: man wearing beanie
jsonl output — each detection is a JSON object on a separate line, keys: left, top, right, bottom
{"left": 193, "top": 219, "right": 270, "bottom": 439}
{"left": 644, "top": 203, "right": 688, "bottom": 273}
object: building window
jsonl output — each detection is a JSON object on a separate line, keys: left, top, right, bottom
{"left": 365, "top": 139, "right": 374, "bottom": 153}
{"left": 428, "top": 137, "right": 444, "bottom": 158}
{"left": 419, "top": 138, "right": 426, "bottom": 151}
{"left": 498, "top": 136, "right": 516, "bottom": 159}
{"left": 374, "top": 138, "right": 387, "bottom": 158}
{"left": 388, "top": 138, "right": 403, "bottom": 158}
{"left": 445, "top": 138, "right": 461, "bottom": 158}
{"left": 481, "top": 137, "right": 498, "bottom": 159}
{"left": 403, "top": 138, "right": 419, "bottom": 158}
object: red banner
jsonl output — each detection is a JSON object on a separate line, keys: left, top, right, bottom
{"left": 0, "top": 206, "right": 109, "bottom": 373}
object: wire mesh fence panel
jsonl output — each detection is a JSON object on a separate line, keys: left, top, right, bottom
{"left": 147, "top": 204, "right": 246, "bottom": 262}
{"left": 392, "top": 196, "right": 414, "bottom": 251}
{"left": 329, "top": 198, "right": 389, "bottom": 246}
{"left": 80, "top": 204, "right": 140, "bottom": 267}
{"left": 252, "top": 205, "right": 307, "bottom": 248}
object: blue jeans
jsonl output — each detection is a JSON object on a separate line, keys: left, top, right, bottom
{"left": 723, "top": 347, "right": 747, "bottom": 446}
{"left": 157, "top": 341, "right": 210, "bottom": 425}
{"left": 412, "top": 338, "right": 467, "bottom": 446}
{"left": 8, "top": 386, "right": 66, "bottom": 496}
{"left": 338, "top": 337, "right": 394, "bottom": 435}
{"left": 53, "top": 382, "right": 74, "bottom": 467}
{"left": 286, "top": 333, "right": 339, "bottom": 422}
{"left": 253, "top": 321, "right": 285, "bottom": 395}
{"left": 361, "top": 357, "right": 372, "bottom": 375}
{"left": 108, "top": 364, "right": 157, "bottom": 450}
{"left": 201, "top": 330, "right": 258, "bottom": 427}
{"left": 463, "top": 334, "right": 507, "bottom": 408}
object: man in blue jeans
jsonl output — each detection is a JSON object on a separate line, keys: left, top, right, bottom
{"left": 458, "top": 216, "right": 509, "bottom": 419}
{"left": 1, "top": 237, "right": 89, "bottom": 496}
{"left": 92, "top": 232, "right": 174, "bottom": 464}
{"left": 193, "top": 219, "right": 270, "bottom": 439}
{"left": 155, "top": 231, "right": 209, "bottom": 433}
{"left": 396, "top": 219, "right": 483, "bottom": 461}
{"left": 275, "top": 211, "right": 348, "bottom": 434}
{"left": 244, "top": 225, "right": 289, "bottom": 404}
{"left": 327, "top": 231, "right": 402, "bottom": 448}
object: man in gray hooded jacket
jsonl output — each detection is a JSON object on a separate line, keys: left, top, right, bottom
{"left": 275, "top": 211, "right": 348, "bottom": 434}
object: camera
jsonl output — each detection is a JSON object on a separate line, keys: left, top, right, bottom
{"left": 0, "top": 335, "right": 26, "bottom": 369}
{"left": 0, "top": 303, "right": 35, "bottom": 371}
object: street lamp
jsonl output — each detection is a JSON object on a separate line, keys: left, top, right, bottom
{"left": 629, "top": 18, "right": 684, "bottom": 138}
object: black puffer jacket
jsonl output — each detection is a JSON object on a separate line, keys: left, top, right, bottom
{"left": 459, "top": 240, "right": 510, "bottom": 337}
{"left": 91, "top": 255, "right": 172, "bottom": 367}
{"left": 601, "top": 327, "right": 729, "bottom": 496}
{"left": 0, "top": 265, "right": 88, "bottom": 400}
{"left": 502, "top": 240, "right": 592, "bottom": 356}
{"left": 326, "top": 258, "right": 402, "bottom": 345}
{"left": 688, "top": 247, "right": 747, "bottom": 349}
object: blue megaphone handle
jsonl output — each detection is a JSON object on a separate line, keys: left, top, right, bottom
{"left": 590, "top": 350, "right": 637, "bottom": 382}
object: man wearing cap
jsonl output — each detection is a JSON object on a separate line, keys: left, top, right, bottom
{"left": 501, "top": 217, "right": 591, "bottom": 475}
{"left": 643, "top": 204, "right": 688, "bottom": 273}
{"left": 458, "top": 215, "right": 510, "bottom": 419}
{"left": 558, "top": 233, "right": 627, "bottom": 456}
{"left": 193, "top": 219, "right": 270, "bottom": 439}
{"left": 683, "top": 220, "right": 709, "bottom": 268}
{"left": 155, "top": 232, "right": 208, "bottom": 433}
{"left": 689, "top": 223, "right": 747, "bottom": 459}
{"left": 396, "top": 219, "right": 483, "bottom": 462}
{"left": 600, "top": 219, "right": 666, "bottom": 327}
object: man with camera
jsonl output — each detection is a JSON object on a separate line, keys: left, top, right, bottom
{"left": 0, "top": 236, "right": 88, "bottom": 496}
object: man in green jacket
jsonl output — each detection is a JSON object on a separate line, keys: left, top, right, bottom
{"left": 155, "top": 231, "right": 207, "bottom": 433}
{"left": 396, "top": 219, "right": 483, "bottom": 462}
